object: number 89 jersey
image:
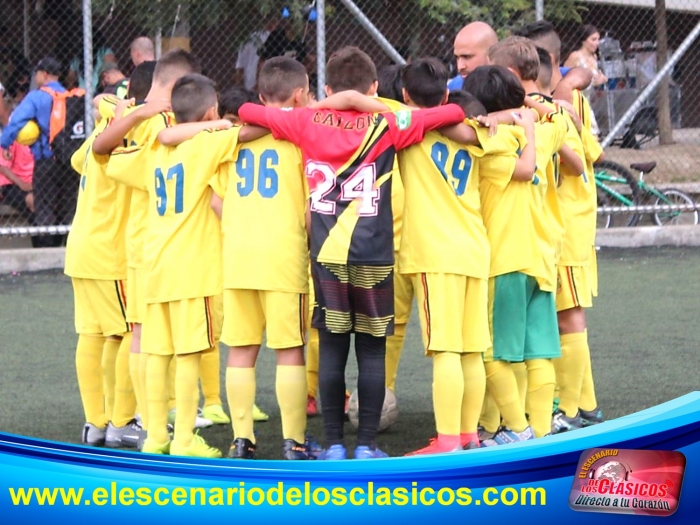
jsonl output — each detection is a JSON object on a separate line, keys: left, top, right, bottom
{"left": 398, "top": 128, "right": 490, "bottom": 279}
{"left": 209, "top": 135, "right": 309, "bottom": 293}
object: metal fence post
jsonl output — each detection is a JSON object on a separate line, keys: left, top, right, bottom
{"left": 82, "top": 0, "right": 94, "bottom": 136}
{"left": 337, "top": 0, "right": 406, "bottom": 65}
{"left": 601, "top": 20, "right": 700, "bottom": 149}
{"left": 535, "top": 0, "right": 544, "bottom": 21}
{"left": 316, "top": 0, "right": 326, "bottom": 100}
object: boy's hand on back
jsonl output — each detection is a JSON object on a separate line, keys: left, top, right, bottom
{"left": 510, "top": 109, "right": 535, "bottom": 132}
{"left": 475, "top": 114, "right": 500, "bottom": 137}
{"left": 114, "top": 98, "right": 135, "bottom": 120}
{"left": 554, "top": 100, "right": 582, "bottom": 134}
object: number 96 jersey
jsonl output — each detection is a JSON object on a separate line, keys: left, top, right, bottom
{"left": 209, "top": 135, "right": 309, "bottom": 294}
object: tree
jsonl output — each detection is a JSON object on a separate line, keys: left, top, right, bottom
{"left": 654, "top": 0, "right": 674, "bottom": 145}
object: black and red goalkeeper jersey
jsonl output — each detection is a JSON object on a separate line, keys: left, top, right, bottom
{"left": 238, "top": 103, "right": 465, "bottom": 265}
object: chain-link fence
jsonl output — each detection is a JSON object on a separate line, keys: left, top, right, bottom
{"left": 2, "top": 0, "right": 700, "bottom": 242}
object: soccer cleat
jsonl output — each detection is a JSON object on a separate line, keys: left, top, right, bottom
{"left": 228, "top": 438, "right": 257, "bottom": 459}
{"left": 477, "top": 425, "right": 496, "bottom": 442}
{"left": 552, "top": 396, "right": 560, "bottom": 413}
{"left": 141, "top": 438, "right": 171, "bottom": 455}
{"left": 168, "top": 408, "right": 213, "bottom": 429}
{"left": 580, "top": 407, "right": 604, "bottom": 427}
{"left": 282, "top": 439, "right": 316, "bottom": 460}
{"left": 406, "top": 436, "right": 461, "bottom": 456}
{"left": 82, "top": 423, "right": 106, "bottom": 447}
{"left": 354, "top": 444, "right": 389, "bottom": 459}
{"left": 170, "top": 434, "right": 221, "bottom": 458}
{"left": 551, "top": 409, "right": 584, "bottom": 434}
{"left": 253, "top": 404, "right": 269, "bottom": 422}
{"left": 105, "top": 419, "right": 146, "bottom": 449}
{"left": 318, "top": 444, "right": 348, "bottom": 460}
{"left": 480, "top": 426, "right": 535, "bottom": 447}
{"left": 201, "top": 404, "right": 231, "bottom": 425}
{"left": 304, "top": 435, "right": 323, "bottom": 459}
{"left": 307, "top": 395, "right": 318, "bottom": 417}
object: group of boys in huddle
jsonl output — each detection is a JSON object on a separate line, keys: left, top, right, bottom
{"left": 65, "top": 19, "right": 604, "bottom": 460}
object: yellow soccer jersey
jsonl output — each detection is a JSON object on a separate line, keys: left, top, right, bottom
{"left": 115, "top": 127, "right": 240, "bottom": 303}
{"left": 398, "top": 125, "right": 489, "bottom": 279}
{"left": 377, "top": 97, "right": 406, "bottom": 252}
{"left": 209, "top": 134, "right": 309, "bottom": 293}
{"left": 107, "top": 111, "right": 174, "bottom": 269}
{"left": 478, "top": 125, "right": 538, "bottom": 277}
{"left": 524, "top": 108, "right": 567, "bottom": 291}
{"left": 557, "top": 97, "right": 595, "bottom": 266}
{"left": 65, "top": 106, "right": 131, "bottom": 280}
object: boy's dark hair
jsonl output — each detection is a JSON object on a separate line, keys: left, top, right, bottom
{"left": 127, "top": 60, "right": 156, "bottom": 101}
{"left": 257, "top": 57, "right": 308, "bottom": 103}
{"left": 447, "top": 90, "right": 487, "bottom": 118}
{"left": 536, "top": 47, "right": 553, "bottom": 90}
{"left": 326, "top": 46, "right": 377, "bottom": 95}
{"left": 153, "top": 49, "right": 202, "bottom": 86}
{"left": 488, "top": 36, "right": 540, "bottom": 82}
{"left": 463, "top": 65, "right": 526, "bottom": 113}
{"left": 218, "top": 87, "right": 260, "bottom": 118}
{"left": 377, "top": 65, "right": 403, "bottom": 102}
{"left": 401, "top": 58, "right": 447, "bottom": 108}
{"left": 171, "top": 74, "right": 217, "bottom": 123}
{"left": 514, "top": 20, "right": 562, "bottom": 63}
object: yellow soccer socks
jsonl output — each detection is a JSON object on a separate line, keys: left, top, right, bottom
{"left": 76, "top": 334, "right": 108, "bottom": 428}
{"left": 227, "top": 366, "right": 256, "bottom": 443}
{"left": 276, "top": 365, "right": 307, "bottom": 444}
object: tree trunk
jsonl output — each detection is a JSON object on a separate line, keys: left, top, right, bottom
{"left": 655, "top": 0, "right": 674, "bottom": 145}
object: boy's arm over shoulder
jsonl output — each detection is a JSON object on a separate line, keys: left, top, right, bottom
{"left": 238, "top": 103, "right": 305, "bottom": 145}
{"left": 384, "top": 104, "right": 466, "bottom": 150}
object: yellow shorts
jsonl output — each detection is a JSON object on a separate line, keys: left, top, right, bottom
{"left": 72, "top": 278, "right": 131, "bottom": 337}
{"left": 126, "top": 266, "right": 146, "bottom": 324}
{"left": 413, "top": 273, "right": 490, "bottom": 354}
{"left": 394, "top": 265, "right": 414, "bottom": 325}
{"left": 556, "top": 264, "right": 596, "bottom": 312}
{"left": 222, "top": 289, "right": 307, "bottom": 349}
{"left": 142, "top": 295, "right": 223, "bottom": 355}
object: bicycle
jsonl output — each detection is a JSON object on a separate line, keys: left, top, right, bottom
{"left": 594, "top": 160, "right": 698, "bottom": 228}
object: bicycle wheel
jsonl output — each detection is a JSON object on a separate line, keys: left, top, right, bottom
{"left": 653, "top": 189, "right": 699, "bottom": 226}
{"left": 594, "top": 160, "right": 642, "bottom": 227}
{"left": 597, "top": 188, "right": 613, "bottom": 229}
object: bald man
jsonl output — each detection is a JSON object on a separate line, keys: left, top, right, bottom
{"left": 448, "top": 21, "right": 499, "bottom": 90}
{"left": 130, "top": 37, "right": 155, "bottom": 67}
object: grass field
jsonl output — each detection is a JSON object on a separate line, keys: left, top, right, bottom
{"left": 1, "top": 246, "right": 699, "bottom": 459}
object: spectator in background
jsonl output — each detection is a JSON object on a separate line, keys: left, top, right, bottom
{"left": 99, "top": 62, "right": 128, "bottom": 98}
{"left": 0, "top": 57, "right": 71, "bottom": 247}
{"left": 235, "top": 15, "right": 279, "bottom": 90}
{"left": 131, "top": 37, "right": 156, "bottom": 67}
{"left": 564, "top": 25, "right": 607, "bottom": 88}
{"left": 448, "top": 21, "right": 499, "bottom": 90}
{"left": 260, "top": 17, "right": 306, "bottom": 65}
{"left": 0, "top": 140, "right": 34, "bottom": 218}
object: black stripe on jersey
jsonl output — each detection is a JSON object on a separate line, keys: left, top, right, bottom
{"left": 310, "top": 117, "right": 395, "bottom": 263}
{"left": 114, "top": 281, "right": 129, "bottom": 333}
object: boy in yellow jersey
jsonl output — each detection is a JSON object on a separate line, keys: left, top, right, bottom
{"left": 68, "top": 63, "right": 168, "bottom": 448}
{"left": 391, "top": 59, "right": 490, "bottom": 455}
{"left": 523, "top": 23, "right": 606, "bottom": 431}
{"left": 209, "top": 58, "right": 311, "bottom": 459}
{"left": 484, "top": 38, "right": 572, "bottom": 440}
{"left": 464, "top": 64, "right": 543, "bottom": 444}
{"left": 96, "top": 51, "right": 226, "bottom": 433}
{"left": 67, "top": 97, "right": 134, "bottom": 447}
{"left": 106, "top": 74, "right": 241, "bottom": 457}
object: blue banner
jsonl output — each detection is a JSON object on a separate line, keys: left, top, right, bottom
{"left": 2, "top": 393, "right": 699, "bottom": 522}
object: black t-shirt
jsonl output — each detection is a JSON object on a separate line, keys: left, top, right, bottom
{"left": 260, "top": 28, "right": 306, "bottom": 63}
